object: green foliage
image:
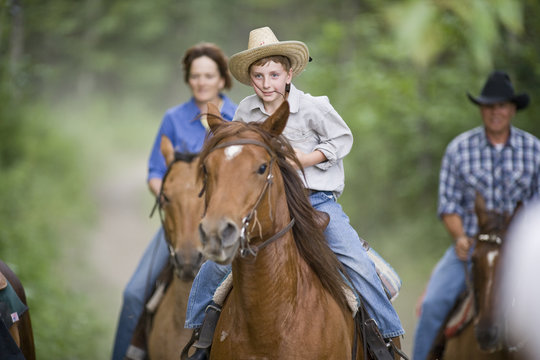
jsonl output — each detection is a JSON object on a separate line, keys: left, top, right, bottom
{"left": 0, "top": 97, "right": 111, "bottom": 358}
{"left": 2, "top": 0, "right": 540, "bottom": 355}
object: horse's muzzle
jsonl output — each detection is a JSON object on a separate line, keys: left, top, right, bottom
{"left": 199, "top": 218, "right": 239, "bottom": 264}
{"left": 475, "top": 324, "right": 502, "bottom": 352}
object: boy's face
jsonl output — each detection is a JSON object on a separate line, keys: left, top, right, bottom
{"left": 249, "top": 61, "right": 293, "bottom": 106}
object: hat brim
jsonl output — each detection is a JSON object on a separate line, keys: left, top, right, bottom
{"left": 229, "top": 41, "right": 309, "bottom": 85}
{"left": 467, "top": 92, "right": 530, "bottom": 111}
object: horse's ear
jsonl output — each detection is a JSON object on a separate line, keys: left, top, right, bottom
{"left": 160, "top": 135, "right": 175, "bottom": 166}
{"left": 475, "top": 192, "right": 488, "bottom": 228}
{"left": 261, "top": 101, "right": 289, "bottom": 136}
{"left": 207, "top": 102, "right": 226, "bottom": 133}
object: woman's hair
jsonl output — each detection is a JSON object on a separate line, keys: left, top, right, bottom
{"left": 182, "top": 42, "right": 233, "bottom": 90}
{"left": 249, "top": 55, "right": 292, "bottom": 74}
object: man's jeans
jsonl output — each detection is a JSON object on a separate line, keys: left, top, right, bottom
{"left": 185, "top": 191, "right": 404, "bottom": 338}
{"left": 111, "top": 227, "right": 169, "bottom": 360}
{"left": 413, "top": 245, "right": 469, "bottom": 360}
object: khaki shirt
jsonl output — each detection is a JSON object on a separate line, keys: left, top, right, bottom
{"left": 233, "top": 84, "right": 353, "bottom": 197}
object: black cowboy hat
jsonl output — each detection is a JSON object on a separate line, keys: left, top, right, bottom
{"left": 467, "top": 70, "right": 530, "bottom": 111}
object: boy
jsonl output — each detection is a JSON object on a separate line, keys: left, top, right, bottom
{"left": 185, "top": 27, "right": 404, "bottom": 360}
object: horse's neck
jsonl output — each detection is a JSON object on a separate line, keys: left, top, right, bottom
{"left": 165, "top": 277, "right": 192, "bottom": 314}
{"left": 231, "top": 231, "right": 314, "bottom": 321}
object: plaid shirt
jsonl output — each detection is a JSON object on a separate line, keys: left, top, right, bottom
{"left": 438, "top": 126, "right": 540, "bottom": 237}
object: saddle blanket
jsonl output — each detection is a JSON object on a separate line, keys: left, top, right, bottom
{"left": 444, "top": 290, "right": 474, "bottom": 338}
{"left": 0, "top": 279, "right": 27, "bottom": 328}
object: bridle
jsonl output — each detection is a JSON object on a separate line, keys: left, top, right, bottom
{"left": 201, "top": 138, "right": 295, "bottom": 258}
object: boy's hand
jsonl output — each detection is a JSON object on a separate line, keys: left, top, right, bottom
{"left": 290, "top": 148, "right": 326, "bottom": 169}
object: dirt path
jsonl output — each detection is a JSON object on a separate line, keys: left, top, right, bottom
{"left": 84, "top": 150, "right": 158, "bottom": 352}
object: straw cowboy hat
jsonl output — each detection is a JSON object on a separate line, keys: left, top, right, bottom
{"left": 467, "top": 70, "right": 530, "bottom": 111}
{"left": 229, "top": 27, "right": 310, "bottom": 85}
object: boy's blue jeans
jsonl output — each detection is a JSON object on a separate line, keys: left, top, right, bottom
{"left": 111, "top": 227, "right": 169, "bottom": 360}
{"left": 412, "top": 245, "right": 469, "bottom": 360}
{"left": 185, "top": 191, "right": 404, "bottom": 338}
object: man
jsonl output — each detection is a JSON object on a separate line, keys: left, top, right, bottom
{"left": 413, "top": 70, "right": 540, "bottom": 360}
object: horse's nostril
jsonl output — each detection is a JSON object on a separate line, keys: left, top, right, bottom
{"left": 221, "top": 222, "right": 237, "bottom": 245}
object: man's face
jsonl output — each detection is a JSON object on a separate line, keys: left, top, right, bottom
{"left": 480, "top": 101, "right": 516, "bottom": 140}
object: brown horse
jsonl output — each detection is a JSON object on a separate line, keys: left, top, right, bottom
{"left": 0, "top": 260, "right": 35, "bottom": 360}
{"left": 145, "top": 135, "right": 205, "bottom": 359}
{"left": 196, "top": 101, "right": 371, "bottom": 359}
{"left": 441, "top": 195, "right": 522, "bottom": 360}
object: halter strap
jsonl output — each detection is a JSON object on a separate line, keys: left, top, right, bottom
{"left": 477, "top": 233, "right": 502, "bottom": 245}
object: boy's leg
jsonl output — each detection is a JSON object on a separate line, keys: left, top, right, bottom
{"left": 183, "top": 261, "right": 231, "bottom": 360}
{"left": 413, "top": 246, "right": 467, "bottom": 360}
{"left": 309, "top": 192, "right": 404, "bottom": 338}
{"left": 111, "top": 227, "right": 169, "bottom": 360}
{"left": 184, "top": 261, "right": 231, "bottom": 329}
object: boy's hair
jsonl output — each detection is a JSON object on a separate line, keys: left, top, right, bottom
{"left": 249, "top": 55, "right": 291, "bottom": 74}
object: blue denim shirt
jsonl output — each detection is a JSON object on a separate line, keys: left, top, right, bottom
{"left": 147, "top": 94, "right": 237, "bottom": 182}
{"left": 438, "top": 125, "right": 540, "bottom": 236}
{"left": 234, "top": 84, "right": 353, "bottom": 197}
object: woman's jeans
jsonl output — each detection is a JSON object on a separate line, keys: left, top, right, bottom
{"left": 111, "top": 227, "right": 169, "bottom": 360}
{"left": 185, "top": 191, "right": 404, "bottom": 338}
{"left": 413, "top": 245, "right": 469, "bottom": 360}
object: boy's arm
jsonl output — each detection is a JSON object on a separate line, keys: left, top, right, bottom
{"left": 292, "top": 148, "right": 326, "bottom": 169}
{"left": 312, "top": 106, "right": 353, "bottom": 170}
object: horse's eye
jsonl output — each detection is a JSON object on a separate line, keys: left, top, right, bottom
{"left": 257, "top": 163, "right": 268, "bottom": 175}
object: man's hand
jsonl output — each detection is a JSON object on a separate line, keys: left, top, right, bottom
{"left": 455, "top": 235, "right": 472, "bottom": 261}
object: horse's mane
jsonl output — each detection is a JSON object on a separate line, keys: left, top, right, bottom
{"left": 199, "top": 120, "right": 350, "bottom": 312}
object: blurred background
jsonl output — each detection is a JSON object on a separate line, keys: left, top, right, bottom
{"left": 1, "top": 0, "right": 539, "bottom": 358}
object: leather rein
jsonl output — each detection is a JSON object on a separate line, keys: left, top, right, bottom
{"left": 202, "top": 138, "right": 295, "bottom": 258}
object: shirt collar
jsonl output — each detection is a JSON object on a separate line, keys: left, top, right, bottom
{"left": 480, "top": 125, "right": 520, "bottom": 150}
{"left": 286, "top": 84, "right": 300, "bottom": 113}
{"left": 243, "top": 83, "right": 300, "bottom": 115}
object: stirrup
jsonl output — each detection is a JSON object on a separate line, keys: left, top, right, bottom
{"left": 385, "top": 338, "right": 409, "bottom": 360}
{"left": 363, "top": 318, "right": 394, "bottom": 360}
{"left": 194, "top": 303, "right": 222, "bottom": 349}
{"left": 180, "top": 303, "right": 222, "bottom": 360}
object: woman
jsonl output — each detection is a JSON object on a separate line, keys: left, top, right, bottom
{"left": 111, "top": 42, "right": 237, "bottom": 360}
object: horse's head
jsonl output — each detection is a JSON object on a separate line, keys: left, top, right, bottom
{"left": 158, "top": 135, "right": 204, "bottom": 281}
{"left": 197, "top": 101, "right": 295, "bottom": 264}
{"left": 471, "top": 194, "right": 519, "bottom": 352}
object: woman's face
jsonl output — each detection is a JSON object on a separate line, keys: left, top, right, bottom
{"left": 188, "top": 56, "right": 225, "bottom": 105}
